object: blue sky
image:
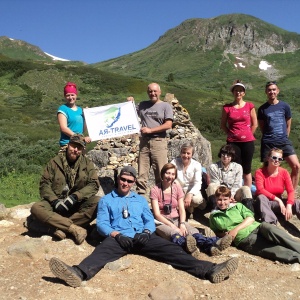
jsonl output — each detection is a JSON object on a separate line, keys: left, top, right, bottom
{"left": 1, "top": 0, "right": 300, "bottom": 64}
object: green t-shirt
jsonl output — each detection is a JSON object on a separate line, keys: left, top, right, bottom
{"left": 209, "top": 203, "right": 260, "bottom": 246}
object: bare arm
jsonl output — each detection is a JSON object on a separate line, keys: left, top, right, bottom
{"left": 286, "top": 118, "right": 292, "bottom": 136}
{"left": 141, "top": 120, "right": 172, "bottom": 135}
{"left": 177, "top": 196, "right": 188, "bottom": 236}
{"left": 250, "top": 108, "right": 258, "bottom": 134}
{"left": 220, "top": 109, "right": 229, "bottom": 135}
{"left": 83, "top": 112, "right": 91, "bottom": 143}
{"left": 57, "top": 113, "right": 75, "bottom": 138}
{"left": 258, "top": 120, "right": 264, "bottom": 133}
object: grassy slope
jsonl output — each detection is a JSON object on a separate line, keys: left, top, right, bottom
{"left": 1, "top": 14, "right": 300, "bottom": 206}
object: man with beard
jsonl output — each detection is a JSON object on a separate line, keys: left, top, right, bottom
{"left": 26, "top": 134, "right": 100, "bottom": 244}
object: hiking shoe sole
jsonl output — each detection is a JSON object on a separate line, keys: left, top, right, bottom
{"left": 210, "top": 246, "right": 222, "bottom": 256}
{"left": 208, "top": 257, "right": 239, "bottom": 283}
{"left": 216, "top": 234, "right": 233, "bottom": 251}
{"left": 186, "top": 235, "right": 197, "bottom": 253}
{"left": 186, "top": 235, "right": 203, "bottom": 260}
{"left": 49, "top": 257, "right": 82, "bottom": 288}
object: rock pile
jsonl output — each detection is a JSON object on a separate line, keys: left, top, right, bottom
{"left": 87, "top": 93, "right": 211, "bottom": 197}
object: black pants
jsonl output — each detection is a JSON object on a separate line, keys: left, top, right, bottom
{"left": 77, "top": 233, "right": 214, "bottom": 280}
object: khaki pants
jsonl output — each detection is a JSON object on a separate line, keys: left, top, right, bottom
{"left": 238, "top": 222, "right": 300, "bottom": 263}
{"left": 155, "top": 218, "right": 199, "bottom": 240}
{"left": 136, "top": 137, "right": 168, "bottom": 195}
{"left": 30, "top": 195, "right": 99, "bottom": 232}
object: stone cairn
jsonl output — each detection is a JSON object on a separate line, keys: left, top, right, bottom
{"left": 87, "top": 93, "right": 212, "bottom": 198}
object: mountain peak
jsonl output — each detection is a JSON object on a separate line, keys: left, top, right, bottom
{"left": 0, "top": 36, "right": 69, "bottom": 62}
{"left": 93, "top": 13, "right": 300, "bottom": 87}
{"left": 161, "top": 14, "right": 300, "bottom": 56}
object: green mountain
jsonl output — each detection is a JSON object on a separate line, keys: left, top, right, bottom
{"left": 0, "top": 36, "right": 53, "bottom": 61}
{"left": 93, "top": 14, "right": 300, "bottom": 91}
{"left": 0, "top": 13, "right": 300, "bottom": 206}
{"left": 92, "top": 13, "right": 300, "bottom": 156}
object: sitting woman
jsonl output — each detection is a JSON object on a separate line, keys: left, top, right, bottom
{"left": 150, "top": 163, "right": 232, "bottom": 258}
{"left": 210, "top": 186, "right": 300, "bottom": 264}
{"left": 207, "top": 144, "right": 253, "bottom": 210}
{"left": 255, "top": 147, "right": 300, "bottom": 224}
{"left": 171, "top": 142, "right": 206, "bottom": 219}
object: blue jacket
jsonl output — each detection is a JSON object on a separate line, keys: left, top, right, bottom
{"left": 97, "top": 190, "right": 156, "bottom": 238}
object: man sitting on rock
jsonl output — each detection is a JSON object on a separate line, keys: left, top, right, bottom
{"left": 49, "top": 166, "right": 238, "bottom": 287}
{"left": 25, "top": 134, "right": 100, "bottom": 245}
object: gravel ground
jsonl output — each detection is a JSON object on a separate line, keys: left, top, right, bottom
{"left": 1, "top": 208, "right": 300, "bottom": 300}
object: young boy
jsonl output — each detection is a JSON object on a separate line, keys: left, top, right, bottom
{"left": 209, "top": 186, "right": 300, "bottom": 264}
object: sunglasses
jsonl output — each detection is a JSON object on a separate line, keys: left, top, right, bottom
{"left": 221, "top": 152, "right": 232, "bottom": 157}
{"left": 120, "top": 177, "right": 135, "bottom": 184}
{"left": 270, "top": 156, "right": 284, "bottom": 162}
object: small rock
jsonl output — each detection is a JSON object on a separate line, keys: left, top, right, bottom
{"left": 149, "top": 280, "right": 194, "bottom": 300}
{"left": 290, "top": 263, "right": 300, "bottom": 271}
{"left": 0, "top": 220, "right": 14, "bottom": 227}
{"left": 104, "top": 258, "right": 132, "bottom": 271}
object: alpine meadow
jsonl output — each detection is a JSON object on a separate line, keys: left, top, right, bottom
{"left": 1, "top": 13, "right": 300, "bottom": 207}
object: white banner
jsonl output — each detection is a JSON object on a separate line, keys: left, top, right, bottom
{"left": 84, "top": 102, "right": 140, "bottom": 141}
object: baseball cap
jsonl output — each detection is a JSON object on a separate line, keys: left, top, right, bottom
{"left": 69, "top": 134, "right": 86, "bottom": 148}
{"left": 120, "top": 166, "right": 137, "bottom": 178}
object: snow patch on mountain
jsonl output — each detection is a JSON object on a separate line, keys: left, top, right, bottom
{"left": 45, "top": 52, "right": 69, "bottom": 61}
{"left": 259, "top": 60, "right": 272, "bottom": 70}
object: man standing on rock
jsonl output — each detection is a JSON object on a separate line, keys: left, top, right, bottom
{"left": 26, "top": 134, "right": 100, "bottom": 245}
{"left": 49, "top": 166, "right": 238, "bottom": 287}
{"left": 258, "top": 81, "right": 300, "bottom": 190}
{"left": 127, "top": 83, "right": 173, "bottom": 195}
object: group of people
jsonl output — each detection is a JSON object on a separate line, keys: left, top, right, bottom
{"left": 221, "top": 80, "right": 300, "bottom": 191}
{"left": 24, "top": 80, "right": 300, "bottom": 287}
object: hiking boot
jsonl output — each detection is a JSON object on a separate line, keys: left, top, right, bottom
{"left": 49, "top": 257, "right": 83, "bottom": 288}
{"left": 215, "top": 234, "right": 233, "bottom": 251}
{"left": 53, "top": 229, "right": 66, "bottom": 240}
{"left": 68, "top": 224, "right": 87, "bottom": 245}
{"left": 186, "top": 235, "right": 203, "bottom": 260}
{"left": 210, "top": 246, "right": 222, "bottom": 256}
{"left": 207, "top": 257, "right": 239, "bottom": 283}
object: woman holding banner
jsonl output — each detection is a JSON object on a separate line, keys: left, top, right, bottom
{"left": 57, "top": 82, "right": 91, "bottom": 150}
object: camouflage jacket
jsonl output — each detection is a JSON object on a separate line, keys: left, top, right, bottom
{"left": 39, "top": 154, "right": 100, "bottom": 203}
